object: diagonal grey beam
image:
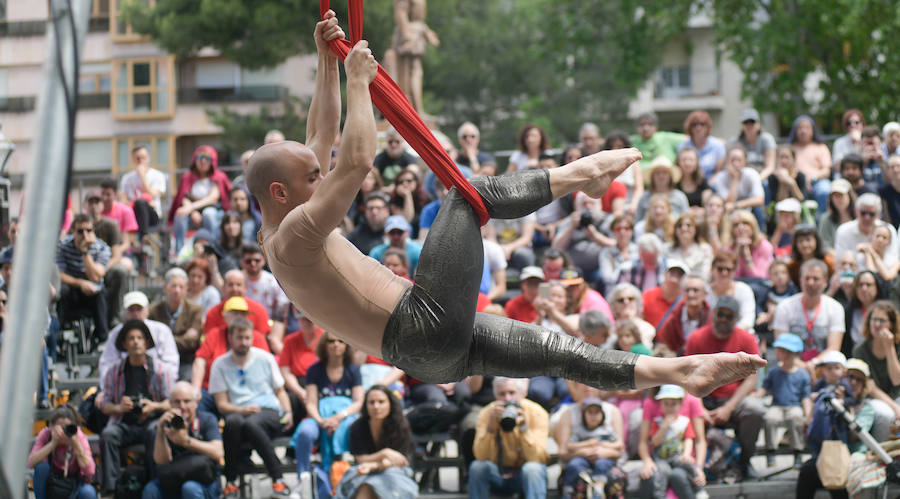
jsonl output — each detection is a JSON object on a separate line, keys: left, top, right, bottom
{"left": 0, "top": 0, "right": 92, "bottom": 497}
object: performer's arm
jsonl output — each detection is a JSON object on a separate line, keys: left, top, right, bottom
{"left": 306, "top": 11, "right": 344, "bottom": 173}
{"left": 303, "top": 41, "right": 378, "bottom": 233}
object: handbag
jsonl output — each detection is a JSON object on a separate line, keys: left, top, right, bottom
{"left": 156, "top": 453, "right": 217, "bottom": 496}
{"left": 46, "top": 472, "right": 78, "bottom": 499}
{"left": 817, "top": 439, "right": 851, "bottom": 489}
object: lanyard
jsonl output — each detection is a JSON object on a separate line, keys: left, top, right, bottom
{"left": 802, "top": 297, "right": 822, "bottom": 346}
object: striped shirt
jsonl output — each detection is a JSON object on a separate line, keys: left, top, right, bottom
{"left": 56, "top": 235, "right": 111, "bottom": 280}
{"left": 101, "top": 355, "right": 173, "bottom": 425}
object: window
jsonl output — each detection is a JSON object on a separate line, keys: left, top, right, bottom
{"left": 111, "top": 57, "right": 175, "bottom": 119}
{"left": 112, "top": 135, "right": 175, "bottom": 191}
{"left": 74, "top": 139, "right": 113, "bottom": 172}
{"left": 110, "top": 0, "right": 152, "bottom": 41}
{"left": 78, "top": 62, "right": 111, "bottom": 94}
{"left": 656, "top": 66, "right": 692, "bottom": 99}
{"left": 92, "top": 0, "right": 109, "bottom": 18}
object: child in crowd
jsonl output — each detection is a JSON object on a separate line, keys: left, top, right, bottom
{"left": 639, "top": 385, "right": 705, "bottom": 499}
{"left": 805, "top": 350, "right": 854, "bottom": 423}
{"left": 559, "top": 397, "right": 622, "bottom": 499}
{"left": 611, "top": 318, "right": 650, "bottom": 458}
{"left": 754, "top": 333, "right": 811, "bottom": 466}
{"left": 755, "top": 260, "right": 798, "bottom": 355}
{"left": 615, "top": 319, "right": 653, "bottom": 356}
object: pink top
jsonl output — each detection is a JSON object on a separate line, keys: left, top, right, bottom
{"left": 102, "top": 201, "right": 139, "bottom": 234}
{"left": 793, "top": 142, "right": 832, "bottom": 180}
{"left": 579, "top": 288, "right": 615, "bottom": 322}
{"left": 29, "top": 427, "right": 95, "bottom": 481}
{"left": 642, "top": 393, "right": 704, "bottom": 421}
{"left": 728, "top": 239, "right": 774, "bottom": 279}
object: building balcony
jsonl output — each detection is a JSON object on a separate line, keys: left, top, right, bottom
{"left": 176, "top": 85, "right": 289, "bottom": 104}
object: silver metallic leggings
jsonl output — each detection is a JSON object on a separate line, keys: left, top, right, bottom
{"left": 381, "top": 169, "right": 638, "bottom": 389}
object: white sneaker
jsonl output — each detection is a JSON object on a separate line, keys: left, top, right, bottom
{"left": 696, "top": 489, "right": 709, "bottom": 499}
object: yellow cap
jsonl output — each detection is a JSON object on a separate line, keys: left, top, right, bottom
{"left": 223, "top": 296, "right": 249, "bottom": 313}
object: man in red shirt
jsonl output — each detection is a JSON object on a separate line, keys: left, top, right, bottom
{"left": 503, "top": 266, "right": 544, "bottom": 323}
{"left": 192, "top": 296, "right": 271, "bottom": 416}
{"left": 204, "top": 269, "right": 271, "bottom": 337}
{"left": 278, "top": 313, "right": 322, "bottom": 419}
{"left": 684, "top": 296, "right": 765, "bottom": 478}
{"left": 656, "top": 273, "right": 710, "bottom": 355}
{"left": 642, "top": 260, "right": 686, "bottom": 328}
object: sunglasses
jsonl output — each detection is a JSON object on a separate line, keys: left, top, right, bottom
{"left": 197, "top": 155, "right": 212, "bottom": 161}
{"left": 242, "top": 258, "right": 263, "bottom": 264}
{"left": 716, "top": 311, "right": 736, "bottom": 320}
{"left": 237, "top": 368, "right": 246, "bottom": 386}
{"left": 76, "top": 228, "right": 93, "bottom": 235}
{"left": 616, "top": 296, "right": 636, "bottom": 304}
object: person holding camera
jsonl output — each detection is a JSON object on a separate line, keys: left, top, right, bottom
{"left": 469, "top": 377, "right": 549, "bottom": 499}
{"left": 27, "top": 406, "right": 97, "bottom": 499}
{"left": 142, "top": 381, "right": 224, "bottom": 499}
{"left": 99, "top": 320, "right": 174, "bottom": 494}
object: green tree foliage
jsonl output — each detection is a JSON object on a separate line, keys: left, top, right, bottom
{"left": 121, "top": 0, "right": 394, "bottom": 70}
{"left": 707, "top": 0, "right": 900, "bottom": 132}
{"left": 206, "top": 96, "right": 309, "bottom": 156}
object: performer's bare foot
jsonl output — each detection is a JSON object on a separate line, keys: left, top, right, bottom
{"left": 681, "top": 352, "right": 767, "bottom": 398}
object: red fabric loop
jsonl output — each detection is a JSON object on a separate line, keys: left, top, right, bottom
{"left": 320, "top": 0, "right": 490, "bottom": 225}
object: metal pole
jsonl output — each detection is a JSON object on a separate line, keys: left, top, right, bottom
{"left": 0, "top": 0, "right": 91, "bottom": 497}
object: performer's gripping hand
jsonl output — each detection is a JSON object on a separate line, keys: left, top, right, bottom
{"left": 345, "top": 40, "right": 378, "bottom": 84}
{"left": 315, "top": 9, "right": 345, "bottom": 58}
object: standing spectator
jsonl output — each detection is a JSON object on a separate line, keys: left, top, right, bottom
{"left": 347, "top": 192, "right": 390, "bottom": 255}
{"left": 232, "top": 149, "right": 255, "bottom": 187}
{"left": 684, "top": 297, "right": 765, "bottom": 478}
{"left": 148, "top": 268, "right": 204, "bottom": 381}
{"left": 674, "top": 148, "right": 710, "bottom": 211}
{"left": 656, "top": 273, "right": 710, "bottom": 355}
{"left": 754, "top": 333, "right": 810, "bottom": 467}
{"left": 185, "top": 258, "right": 221, "bottom": 316}
{"left": 264, "top": 129, "right": 286, "bottom": 144}
{"left": 678, "top": 110, "right": 726, "bottom": 177}
{"left": 638, "top": 385, "right": 704, "bottom": 499}
{"left": 469, "top": 377, "right": 549, "bottom": 499}
{"left": 832, "top": 109, "right": 865, "bottom": 167}
{"left": 98, "top": 291, "right": 179, "bottom": 382}
{"left": 834, "top": 193, "right": 900, "bottom": 270}
{"left": 709, "top": 146, "right": 765, "bottom": 215}
{"left": 597, "top": 214, "right": 637, "bottom": 293}
{"left": 99, "top": 320, "right": 174, "bottom": 494}
{"left": 878, "top": 154, "right": 900, "bottom": 229}
{"left": 817, "top": 179, "right": 856, "bottom": 252}
{"left": 504, "top": 266, "right": 545, "bottom": 323}
{"left": 788, "top": 115, "right": 832, "bottom": 212}
{"left": 630, "top": 112, "right": 685, "bottom": 174}
{"left": 457, "top": 122, "right": 495, "bottom": 174}
{"left": 666, "top": 213, "right": 713, "bottom": 280}
{"left": 773, "top": 259, "right": 845, "bottom": 368}
{"left": 368, "top": 216, "right": 423, "bottom": 275}
{"left": 726, "top": 210, "right": 773, "bottom": 280}
{"left": 635, "top": 156, "right": 689, "bottom": 221}
{"left": 507, "top": 123, "right": 550, "bottom": 173}
{"left": 766, "top": 145, "right": 810, "bottom": 204}
{"left": 56, "top": 214, "right": 111, "bottom": 344}
{"left": 118, "top": 145, "right": 166, "bottom": 241}
{"left": 27, "top": 405, "right": 97, "bottom": 499}
{"left": 169, "top": 145, "right": 232, "bottom": 254}
{"left": 730, "top": 108, "right": 776, "bottom": 178}
{"left": 372, "top": 127, "right": 417, "bottom": 185}
{"left": 240, "top": 244, "right": 289, "bottom": 354}
{"left": 862, "top": 125, "right": 886, "bottom": 189}
{"left": 210, "top": 317, "right": 293, "bottom": 499}
{"left": 142, "top": 381, "right": 224, "bottom": 499}
{"left": 556, "top": 397, "right": 624, "bottom": 499}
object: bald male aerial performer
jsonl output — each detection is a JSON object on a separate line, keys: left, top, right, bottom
{"left": 247, "top": 13, "right": 765, "bottom": 398}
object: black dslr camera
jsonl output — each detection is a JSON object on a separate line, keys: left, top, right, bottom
{"left": 63, "top": 424, "right": 78, "bottom": 437}
{"left": 166, "top": 415, "right": 185, "bottom": 430}
{"left": 499, "top": 401, "right": 521, "bottom": 432}
{"left": 578, "top": 211, "right": 594, "bottom": 229}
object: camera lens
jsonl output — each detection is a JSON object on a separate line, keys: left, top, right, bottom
{"left": 499, "top": 402, "right": 519, "bottom": 432}
{"left": 168, "top": 415, "right": 185, "bottom": 430}
{"left": 64, "top": 424, "right": 78, "bottom": 437}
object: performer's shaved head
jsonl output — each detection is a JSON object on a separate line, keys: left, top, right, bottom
{"left": 247, "top": 141, "right": 321, "bottom": 212}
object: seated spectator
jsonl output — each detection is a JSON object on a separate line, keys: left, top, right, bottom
{"left": 826, "top": 251, "right": 859, "bottom": 304}
{"left": 634, "top": 195, "right": 674, "bottom": 242}
{"left": 368, "top": 216, "right": 423, "bottom": 275}
{"left": 839, "top": 153, "right": 876, "bottom": 196}
{"left": 387, "top": 168, "right": 427, "bottom": 239}
{"left": 842, "top": 270, "right": 884, "bottom": 352}
{"left": 831, "top": 109, "right": 864, "bottom": 167}
{"left": 769, "top": 198, "right": 802, "bottom": 257}
{"left": 456, "top": 121, "right": 495, "bottom": 174}
{"left": 711, "top": 145, "right": 765, "bottom": 216}
{"left": 861, "top": 126, "right": 886, "bottom": 187}
{"left": 597, "top": 214, "right": 637, "bottom": 293}
{"left": 533, "top": 280, "right": 579, "bottom": 337}
{"left": 209, "top": 317, "right": 293, "bottom": 499}
{"left": 731, "top": 108, "right": 777, "bottom": 177}
{"left": 240, "top": 244, "right": 288, "bottom": 353}
{"left": 148, "top": 268, "right": 204, "bottom": 381}
{"left": 835, "top": 194, "right": 900, "bottom": 269}
{"left": 143, "top": 381, "right": 224, "bottom": 499}
{"left": 578, "top": 310, "right": 616, "bottom": 349}
{"left": 766, "top": 145, "right": 810, "bottom": 205}
{"left": 333, "top": 385, "right": 418, "bottom": 499}
{"left": 614, "top": 319, "right": 653, "bottom": 357}
{"left": 169, "top": 145, "right": 231, "bottom": 254}
{"left": 485, "top": 210, "right": 538, "bottom": 273}
{"left": 638, "top": 385, "right": 706, "bottom": 499}
{"left": 192, "top": 296, "right": 271, "bottom": 416}
{"left": 468, "top": 377, "right": 549, "bottom": 499}
{"left": 185, "top": 257, "right": 221, "bottom": 316}
{"left": 786, "top": 225, "right": 833, "bottom": 289}
{"left": 816, "top": 179, "right": 855, "bottom": 252}
{"left": 216, "top": 211, "right": 245, "bottom": 271}
{"left": 878, "top": 154, "right": 900, "bottom": 228}
{"left": 606, "top": 319, "right": 649, "bottom": 457}
{"left": 753, "top": 333, "right": 810, "bottom": 467}
{"left": 618, "top": 233, "right": 666, "bottom": 293}
{"left": 533, "top": 155, "right": 573, "bottom": 248}
{"left": 789, "top": 115, "right": 832, "bottom": 213}
{"left": 656, "top": 273, "right": 710, "bottom": 355}
{"left": 560, "top": 267, "right": 613, "bottom": 321}
{"left": 556, "top": 397, "right": 624, "bottom": 499}
{"left": 118, "top": 145, "right": 166, "bottom": 241}
{"left": 678, "top": 110, "right": 726, "bottom": 177}
{"left": 229, "top": 184, "right": 261, "bottom": 243}
{"left": 508, "top": 123, "right": 550, "bottom": 173}
{"left": 666, "top": 213, "right": 713, "bottom": 280}
{"left": 99, "top": 291, "right": 179, "bottom": 382}
{"left": 708, "top": 250, "right": 757, "bottom": 332}
{"left": 27, "top": 405, "right": 97, "bottom": 499}
{"left": 702, "top": 194, "right": 728, "bottom": 251}
{"left": 551, "top": 200, "right": 607, "bottom": 282}
{"left": 684, "top": 297, "right": 765, "bottom": 478}
{"left": 504, "top": 266, "right": 544, "bottom": 323}
{"left": 725, "top": 209, "right": 773, "bottom": 280}
{"left": 292, "top": 332, "right": 363, "bottom": 496}
{"left": 99, "top": 320, "right": 173, "bottom": 494}
{"left": 99, "top": 177, "right": 139, "bottom": 252}
{"left": 56, "top": 214, "right": 111, "bottom": 344}
{"left": 858, "top": 224, "right": 900, "bottom": 282}
{"left": 346, "top": 192, "right": 389, "bottom": 255}
{"left": 635, "top": 156, "right": 689, "bottom": 222}
{"left": 773, "top": 259, "right": 845, "bottom": 368}
{"left": 607, "top": 283, "right": 655, "bottom": 348}
{"left": 83, "top": 188, "right": 130, "bottom": 325}
{"left": 852, "top": 302, "right": 900, "bottom": 413}
{"left": 177, "top": 229, "right": 226, "bottom": 285}
{"left": 755, "top": 260, "right": 798, "bottom": 351}
{"left": 373, "top": 127, "right": 417, "bottom": 184}
{"left": 381, "top": 247, "right": 412, "bottom": 280}
{"left": 674, "top": 147, "right": 710, "bottom": 212}
{"left": 203, "top": 269, "right": 270, "bottom": 336}
{"left": 642, "top": 260, "right": 686, "bottom": 329}
{"left": 278, "top": 313, "right": 322, "bottom": 421}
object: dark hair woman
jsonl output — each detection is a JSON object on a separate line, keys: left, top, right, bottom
{"left": 786, "top": 225, "right": 834, "bottom": 288}
{"left": 27, "top": 405, "right": 97, "bottom": 499}
{"left": 508, "top": 123, "right": 550, "bottom": 172}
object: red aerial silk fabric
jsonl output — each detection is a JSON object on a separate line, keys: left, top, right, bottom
{"left": 320, "top": 0, "right": 490, "bottom": 225}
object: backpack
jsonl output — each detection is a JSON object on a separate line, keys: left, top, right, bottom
{"left": 405, "top": 400, "right": 464, "bottom": 434}
{"left": 113, "top": 465, "right": 147, "bottom": 499}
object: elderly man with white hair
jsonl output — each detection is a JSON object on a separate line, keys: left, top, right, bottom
{"left": 99, "top": 290, "right": 179, "bottom": 381}
{"left": 149, "top": 267, "right": 204, "bottom": 381}
{"left": 457, "top": 121, "right": 495, "bottom": 174}
{"left": 617, "top": 233, "right": 666, "bottom": 293}
{"left": 834, "top": 193, "right": 899, "bottom": 269}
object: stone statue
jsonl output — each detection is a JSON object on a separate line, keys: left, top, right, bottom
{"left": 384, "top": 0, "right": 439, "bottom": 114}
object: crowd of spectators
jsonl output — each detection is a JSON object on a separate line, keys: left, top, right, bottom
{"left": 11, "top": 106, "right": 900, "bottom": 499}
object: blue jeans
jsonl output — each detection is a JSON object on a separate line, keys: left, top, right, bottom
{"left": 527, "top": 376, "right": 569, "bottom": 412}
{"left": 293, "top": 418, "right": 320, "bottom": 474}
{"left": 32, "top": 461, "right": 97, "bottom": 499}
{"left": 562, "top": 457, "right": 615, "bottom": 491}
{"left": 173, "top": 206, "right": 220, "bottom": 254}
{"left": 142, "top": 478, "right": 221, "bottom": 499}
{"left": 241, "top": 218, "right": 258, "bottom": 243}
{"left": 468, "top": 460, "right": 547, "bottom": 499}
{"left": 811, "top": 178, "right": 831, "bottom": 215}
